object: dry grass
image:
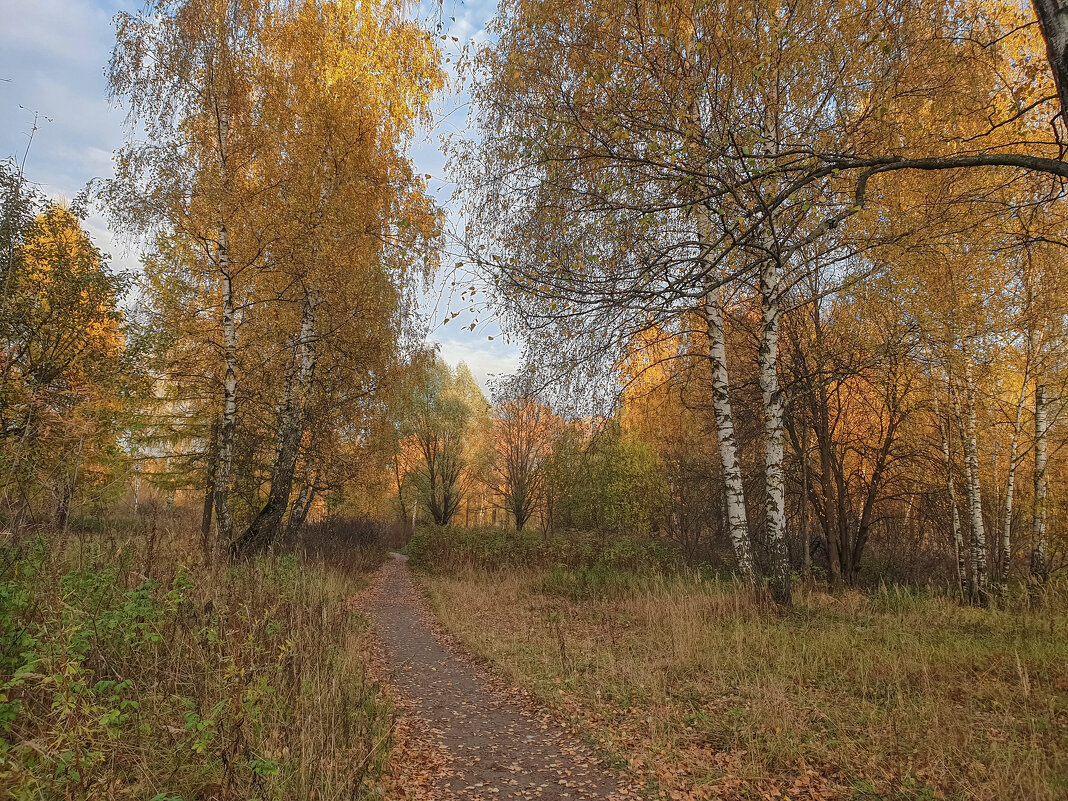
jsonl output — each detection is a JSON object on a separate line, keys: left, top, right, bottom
{"left": 0, "top": 525, "right": 392, "bottom": 800}
{"left": 423, "top": 567, "right": 1068, "bottom": 801}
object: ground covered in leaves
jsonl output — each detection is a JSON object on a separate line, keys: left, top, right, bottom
{"left": 364, "top": 554, "right": 641, "bottom": 800}
{"left": 420, "top": 567, "right": 1068, "bottom": 801}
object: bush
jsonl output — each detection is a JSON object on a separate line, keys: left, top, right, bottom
{"left": 406, "top": 525, "right": 677, "bottom": 584}
{"left": 296, "top": 516, "right": 393, "bottom": 573}
{"left": 0, "top": 535, "right": 391, "bottom": 800}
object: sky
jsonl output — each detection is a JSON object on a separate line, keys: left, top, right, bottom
{"left": 0, "top": 0, "right": 519, "bottom": 393}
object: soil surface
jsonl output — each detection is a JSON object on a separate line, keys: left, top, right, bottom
{"left": 364, "top": 554, "right": 631, "bottom": 801}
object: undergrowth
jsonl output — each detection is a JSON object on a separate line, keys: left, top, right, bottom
{"left": 0, "top": 530, "right": 390, "bottom": 801}
{"left": 406, "top": 525, "right": 676, "bottom": 592}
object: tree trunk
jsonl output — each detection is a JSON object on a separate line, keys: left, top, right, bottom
{"left": 213, "top": 252, "right": 238, "bottom": 547}
{"left": 392, "top": 448, "right": 410, "bottom": 525}
{"left": 1032, "top": 0, "right": 1068, "bottom": 122}
{"left": 800, "top": 425, "right": 811, "bottom": 580}
{"left": 1001, "top": 380, "right": 1028, "bottom": 590}
{"left": 853, "top": 414, "right": 898, "bottom": 582}
{"left": 810, "top": 306, "right": 844, "bottom": 588}
{"left": 696, "top": 205, "right": 755, "bottom": 584}
{"left": 1031, "top": 382, "right": 1049, "bottom": 593}
{"left": 813, "top": 393, "right": 843, "bottom": 586}
{"left": 233, "top": 289, "right": 319, "bottom": 556}
{"left": 935, "top": 394, "right": 966, "bottom": 599}
{"left": 958, "top": 365, "right": 989, "bottom": 605}
{"left": 285, "top": 462, "right": 319, "bottom": 544}
{"left": 57, "top": 433, "right": 85, "bottom": 537}
{"left": 758, "top": 254, "right": 791, "bottom": 605}
{"left": 212, "top": 94, "right": 237, "bottom": 549}
{"left": 704, "top": 285, "right": 755, "bottom": 584}
{"left": 201, "top": 420, "right": 219, "bottom": 557}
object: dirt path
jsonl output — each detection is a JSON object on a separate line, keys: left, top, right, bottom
{"left": 364, "top": 554, "right": 632, "bottom": 801}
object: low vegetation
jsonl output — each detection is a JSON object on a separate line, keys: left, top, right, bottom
{"left": 0, "top": 526, "right": 391, "bottom": 801}
{"left": 416, "top": 528, "right": 1068, "bottom": 801}
{"left": 406, "top": 525, "right": 676, "bottom": 576}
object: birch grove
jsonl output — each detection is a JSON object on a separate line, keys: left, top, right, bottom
{"left": 18, "top": 0, "right": 1064, "bottom": 603}
{"left": 107, "top": 0, "right": 442, "bottom": 554}
{"left": 461, "top": 0, "right": 1068, "bottom": 603}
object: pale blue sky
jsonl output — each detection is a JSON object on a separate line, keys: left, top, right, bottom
{"left": 0, "top": 0, "right": 518, "bottom": 392}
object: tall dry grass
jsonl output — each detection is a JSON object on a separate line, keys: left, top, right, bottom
{"left": 424, "top": 566, "right": 1068, "bottom": 801}
{"left": 0, "top": 522, "right": 391, "bottom": 800}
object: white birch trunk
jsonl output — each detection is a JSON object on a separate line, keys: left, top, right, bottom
{"left": 1001, "top": 379, "right": 1028, "bottom": 588}
{"left": 211, "top": 91, "right": 236, "bottom": 550}
{"left": 1031, "top": 382, "right": 1049, "bottom": 589}
{"left": 705, "top": 288, "right": 754, "bottom": 582}
{"left": 697, "top": 205, "right": 754, "bottom": 583}
{"left": 213, "top": 246, "right": 238, "bottom": 546}
{"left": 759, "top": 253, "right": 791, "bottom": 605}
{"left": 961, "top": 363, "right": 989, "bottom": 603}
{"left": 934, "top": 393, "right": 966, "bottom": 599}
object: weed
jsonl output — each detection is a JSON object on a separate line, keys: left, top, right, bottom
{"left": 0, "top": 531, "right": 391, "bottom": 800}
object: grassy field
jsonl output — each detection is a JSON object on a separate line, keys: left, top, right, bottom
{"left": 0, "top": 528, "right": 392, "bottom": 801}
{"left": 422, "top": 565, "right": 1068, "bottom": 801}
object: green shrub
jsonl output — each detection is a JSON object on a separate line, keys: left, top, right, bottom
{"left": 0, "top": 536, "right": 391, "bottom": 801}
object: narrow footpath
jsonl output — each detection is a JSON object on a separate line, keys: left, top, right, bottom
{"left": 364, "top": 554, "right": 632, "bottom": 801}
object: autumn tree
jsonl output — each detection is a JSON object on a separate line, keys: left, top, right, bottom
{"left": 488, "top": 391, "right": 555, "bottom": 531}
{"left": 537, "top": 417, "right": 667, "bottom": 537}
{"left": 0, "top": 168, "right": 131, "bottom": 531}
{"left": 108, "top": 0, "right": 276, "bottom": 546}
{"left": 110, "top": 0, "right": 442, "bottom": 554}
{"left": 403, "top": 356, "right": 484, "bottom": 527}
{"left": 616, "top": 326, "right": 726, "bottom": 560}
{"left": 782, "top": 266, "right": 925, "bottom": 587}
{"left": 463, "top": 0, "right": 929, "bottom": 601}
{"left": 461, "top": 0, "right": 1068, "bottom": 603}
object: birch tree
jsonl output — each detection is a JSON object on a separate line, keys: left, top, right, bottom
{"left": 1031, "top": 382, "right": 1049, "bottom": 590}
{"left": 934, "top": 392, "right": 967, "bottom": 598}
{"left": 111, "top": 0, "right": 442, "bottom": 554}
{"left": 999, "top": 367, "right": 1029, "bottom": 591}
{"left": 462, "top": 0, "right": 925, "bottom": 597}
{"left": 109, "top": 0, "right": 272, "bottom": 549}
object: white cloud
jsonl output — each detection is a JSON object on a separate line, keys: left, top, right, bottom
{"left": 434, "top": 336, "right": 521, "bottom": 395}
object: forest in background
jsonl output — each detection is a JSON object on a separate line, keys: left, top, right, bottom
{"left": 4, "top": 0, "right": 1068, "bottom": 602}
{"left": 2, "top": 0, "right": 1068, "bottom": 798}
